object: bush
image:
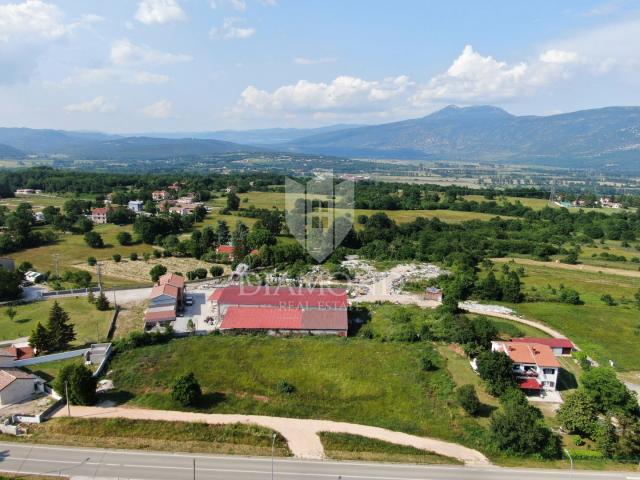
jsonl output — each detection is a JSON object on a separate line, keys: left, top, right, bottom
{"left": 600, "top": 294, "right": 617, "bottom": 306}
{"left": 210, "top": 265, "right": 224, "bottom": 277}
{"left": 456, "top": 384, "right": 481, "bottom": 416}
{"left": 87, "top": 256, "right": 97, "bottom": 266}
{"left": 112, "top": 328, "right": 173, "bottom": 353}
{"left": 420, "top": 353, "right": 436, "bottom": 371}
{"left": 112, "top": 254, "right": 121, "bottom": 263}
{"left": 117, "top": 231, "right": 132, "bottom": 246}
{"left": 193, "top": 268, "right": 208, "bottom": 279}
{"left": 149, "top": 264, "right": 168, "bottom": 282}
{"left": 276, "top": 380, "right": 295, "bottom": 395}
{"left": 171, "top": 372, "right": 202, "bottom": 407}
{"left": 130, "top": 252, "right": 138, "bottom": 261}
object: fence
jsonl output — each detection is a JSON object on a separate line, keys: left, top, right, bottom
{"left": 14, "top": 348, "right": 90, "bottom": 367}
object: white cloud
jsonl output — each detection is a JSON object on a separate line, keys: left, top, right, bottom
{"left": 64, "top": 96, "right": 115, "bottom": 113}
{"left": 211, "top": 0, "right": 246, "bottom": 12}
{"left": 236, "top": 75, "right": 412, "bottom": 114}
{"left": 131, "top": 71, "right": 170, "bottom": 84}
{"left": 539, "top": 49, "right": 579, "bottom": 64}
{"left": 0, "top": 0, "right": 68, "bottom": 43}
{"left": 210, "top": 17, "right": 255, "bottom": 39}
{"left": 135, "top": 0, "right": 186, "bottom": 25}
{"left": 294, "top": 56, "right": 337, "bottom": 65}
{"left": 110, "top": 38, "right": 192, "bottom": 65}
{"left": 142, "top": 99, "right": 173, "bottom": 118}
{"left": 52, "top": 67, "right": 170, "bottom": 88}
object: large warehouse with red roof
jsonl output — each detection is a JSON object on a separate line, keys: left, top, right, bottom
{"left": 208, "top": 286, "right": 348, "bottom": 336}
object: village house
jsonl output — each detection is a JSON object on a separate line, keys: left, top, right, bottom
{"left": 128, "top": 200, "right": 144, "bottom": 213}
{"left": 510, "top": 337, "right": 574, "bottom": 356}
{"left": 209, "top": 286, "right": 348, "bottom": 336}
{"left": 144, "top": 273, "right": 186, "bottom": 330}
{"left": 91, "top": 207, "right": 109, "bottom": 224}
{"left": 216, "top": 245, "right": 258, "bottom": 261}
{"left": 0, "top": 368, "right": 39, "bottom": 406}
{"left": 490, "top": 341, "right": 561, "bottom": 394}
{"left": 152, "top": 190, "right": 167, "bottom": 201}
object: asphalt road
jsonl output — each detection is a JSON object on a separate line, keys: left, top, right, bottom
{"left": 1, "top": 442, "right": 639, "bottom": 480}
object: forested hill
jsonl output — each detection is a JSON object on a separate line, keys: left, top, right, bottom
{"left": 281, "top": 105, "right": 640, "bottom": 169}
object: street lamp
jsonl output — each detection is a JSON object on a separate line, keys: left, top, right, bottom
{"left": 564, "top": 448, "right": 573, "bottom": 478}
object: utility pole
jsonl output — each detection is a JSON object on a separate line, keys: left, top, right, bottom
{"left": 96, "top": 263, "right": 103, "bottom": 292}
{"left": 65, "top": 382, "right": 70, "bottom": 417}
{"left": 271, "top": 433, "right": 276, "bottom": 480}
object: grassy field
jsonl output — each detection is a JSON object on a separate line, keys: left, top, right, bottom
{"left": 8, "top": 417, "right": 291, "bottom": 457}
{"left": 319, "top": 432, "right": 461, "bottom": 465}
{"left": 7, "top": 224, "right": 155, "bottom": 287}
{"left": 575, "top": 240, "right": 640, "bottom": 271}
{"left": 0, "top": 297, "right": 113, "bottom": 343}
{"left": 22, "top": 356, "right": 85, "bottom": 383}
{"left": 463, "top": 195, "right": 553, "bottom": 210}
{"left": 493, "top": 262, "right": 640, "bottom": 370}
{"left": 108, "top": 335, "right": 486, "bottom": 450}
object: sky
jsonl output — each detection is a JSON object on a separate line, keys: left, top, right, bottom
{"left": 1, "top": 0, "right": 640, "bottom": 132}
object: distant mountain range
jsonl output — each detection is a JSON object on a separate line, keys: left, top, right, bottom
{"left": 281, "top": 106, "right": 640, "bottom": 168}
{"left": 1, "top": 106, "right": 640, "bottom": 170}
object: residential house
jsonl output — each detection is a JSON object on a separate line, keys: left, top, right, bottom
{"left": 216, "top": 245, "right": 258, "bottom": 261}
{"left": 491, "top": 341, "right": 561, "bottom": 394}
{"left": 509, "top": 337, "right": 574, "bottom": 356}
{"left": 91, "top": 207, "right": 109, "bottom": 224}
{"left": 0, "top": 368, "right": 39, "bottom": 406}
{"left": 128, "top": 200, "right": 144, "bottom": 213}
{"left": 209, "top": 286, "right": 348, "bottom": 337}
{"left": 0, "top": 349, "right": 14, "bottom": 368}
{"left": 144, "top": 273, "right": 186, "bottom": 330}
{"left": 152, "top": 190, "right": 167, "bottom": 201}
{"left": 33, "top": 212, "right": 45, "bottom": 222}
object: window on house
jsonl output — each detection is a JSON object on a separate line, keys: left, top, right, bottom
{"left": 543, "top": 368, "right": 556, "bottom": 375}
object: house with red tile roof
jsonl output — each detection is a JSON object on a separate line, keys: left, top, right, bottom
{"left": 210, "top": 286, "right": 348, "bottom": 336}
{"left": 152, "top": 190, "right": 167, "bottom": 201}
{"left": 90, "top": 207, "right": 109, "bottom": 224}
{"left": 144, "top": 273, "right": 186, "bottom": 329}
{"left": 491, "top": 341, "right": 561, "bottom": 394}
{"left": 509, "top": 337, "right": 574, "bottom": 356}
{"left": 215, "top": 245, "right": 258, "bottom": 261}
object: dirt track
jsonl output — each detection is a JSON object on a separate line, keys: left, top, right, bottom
{"left": 491, "top": 257, "right": 640, "bottom": 278}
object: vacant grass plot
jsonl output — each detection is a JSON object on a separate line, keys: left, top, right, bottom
{"left": 0, "top": 297, "right": 113, "bottom": 343}
{"left": 319, "top": 432, "right": 461, "bottom": 465}
{"left": 495, "top": 262, "right": 640, "bottom": 370}
{"left": 15, "top": 417, "right": 291, "bottom": 457}
{"left": 463, "top": 195, "right": 553, "bottom": 210}
{"left": 355, "top": 208, "right": 509, "bottom": 224}
{"left": 110, "top": 336, "right": 486, "bottom": 450}
{"left": 23, "top": 356, "right": 85, "bottom": 383}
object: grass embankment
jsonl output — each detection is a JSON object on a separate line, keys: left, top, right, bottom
{"left": 319, "top": 432, "right": 461, "bottom": 465}
{"left": 8, "top": 417, "right": 291, "bottom": 457}
{"left": 0, "top": 297, "right": 113, "bottom": 343}
{"left": 108, "top": 335, "right": 486, "bottom": 450}
{"left": 491, "top": 261, "right": 640, "bottom": 370}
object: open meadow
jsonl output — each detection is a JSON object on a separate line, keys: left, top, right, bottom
{"left": 0, "top": 297, "right": 113, "bottom": 344}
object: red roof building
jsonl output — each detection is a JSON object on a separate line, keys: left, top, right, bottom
{"left": 510, "top": 337, "right": 574, "bottom": 355}
{"left": 491, "top": 341, "right": 561, "bottom": 393}
{"left": 209, "top": 285, "right": 348, "bottom": 309}
{"left": 215, "top": 245, "right": 258, "bottom": 260}
{"left": 220, "top": 307, "right": 347, "bottom": 334}
{"left": 91, "top": 207, "right": 109, "bottom": 224}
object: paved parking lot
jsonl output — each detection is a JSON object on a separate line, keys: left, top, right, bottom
{"left": 173, "top": 291, "right": 216, "bottom": 334}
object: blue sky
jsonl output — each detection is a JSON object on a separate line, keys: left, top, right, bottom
{"left": 1, "top": 0, "right": 640, "bottom": 132}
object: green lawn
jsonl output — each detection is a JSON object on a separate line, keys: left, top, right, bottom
{"left": 7, "top": 417, "right": 291, "bottom": 457}
{"left": 7, "top": 223, "right": 155, "bottom": 287}
{"left": 0, "top": 297, "right": 113, "bottom": 344}
{"left": 22, "top": 356, "right": 85, "bottom": 383}
{"left": 319, "top": 432, "right": 461, "bottom": 464}
{"left": 496, "top": 263, "right": 640, "bottom": 370}
{"left": 109, "top": 335, "right": 487, "bottom": 451}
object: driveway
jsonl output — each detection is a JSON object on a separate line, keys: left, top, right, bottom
{"left": 54, "top": 405, "right": 490, "bottom": 466}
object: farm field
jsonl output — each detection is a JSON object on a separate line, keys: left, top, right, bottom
{"left": 491, "top": 262, "right": 640, "bottom": 370}
{"left": 108, "top": 335, "right": 486, "bottom": 451}
{"left": 8, "top": 417, "right": 291, "bottom": 458}
{"left": 0, "top": 297, "right": 113, "bottom": 344}
{"left": 463, "top": 195, "right": 553, "bottom": 210}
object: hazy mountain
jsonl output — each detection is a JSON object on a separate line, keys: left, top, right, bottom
{"left": 0, "top": 143, "right": 24, "bottom": 158}
{"left": 134, "top": 124, "right": 364, "bottom": 145}
{"left": 282, "top": 105, "right": 640, "bottom": 168}
{"left": 0, "top": 128, "right": 118, "bottom": 154}
{"left": 57, "top": 136, "right": 267, "bottom": 160}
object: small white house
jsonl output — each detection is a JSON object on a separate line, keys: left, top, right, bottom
{"left": 128, "top": 200, "right": 144, "bottom": 213}
{"left": 0, "top": 368, "right": 38, "bottom": 406}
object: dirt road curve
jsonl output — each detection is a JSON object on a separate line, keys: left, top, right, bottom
{"left": 491, "top": 257, "right": 640, "bottom": 278}
{"left": 54, "top": 406, "right": 491, "bottom": 466}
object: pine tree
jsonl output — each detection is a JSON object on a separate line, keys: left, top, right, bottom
{"left": 95, "top": 291, "right": 110, "bottom": 311}
{"left": 29, "top": 322, "right": 52, "bottom": 354}
{"left": 46, "top": 301, "right": 76, "bottom": 352}
{"left": 87, "top": 290, "right": 95, "bottom": 304}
